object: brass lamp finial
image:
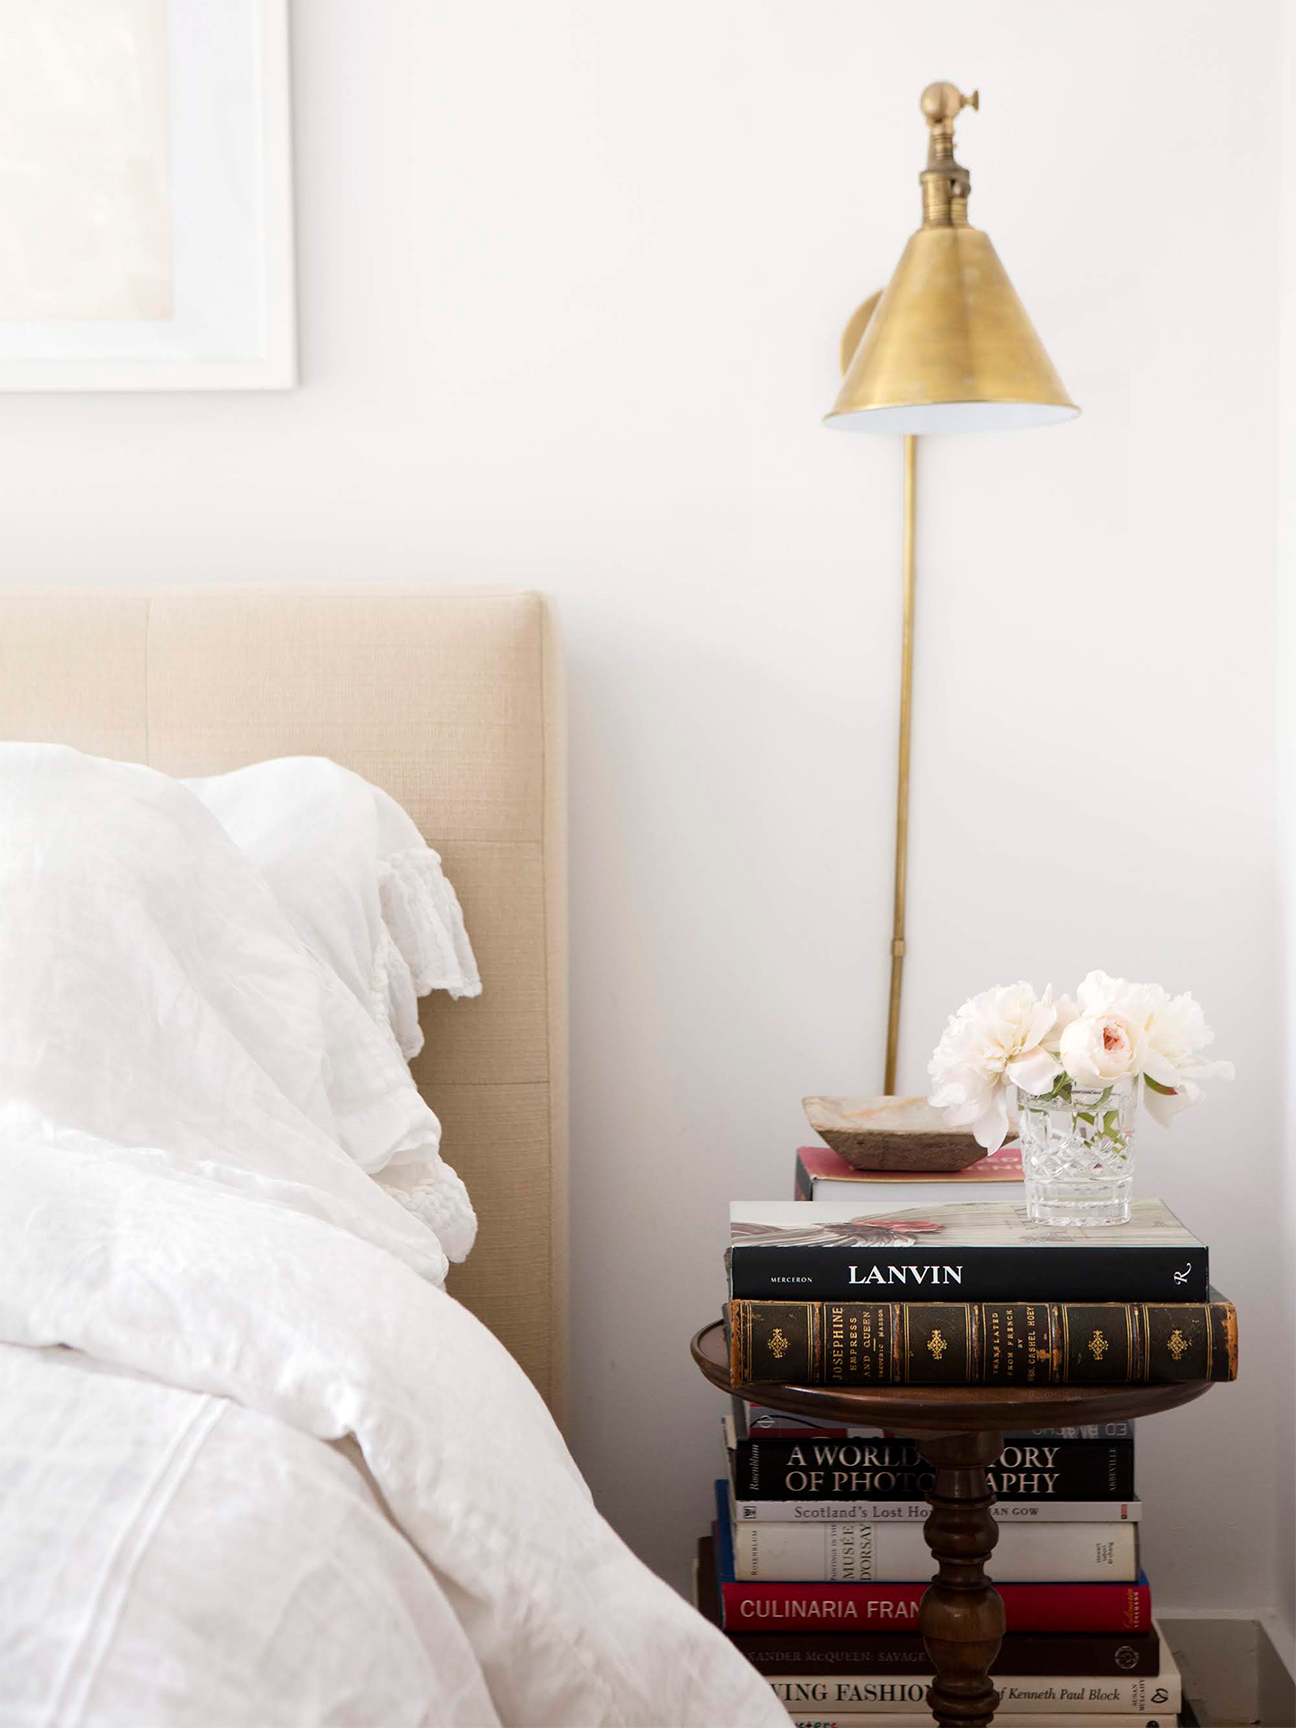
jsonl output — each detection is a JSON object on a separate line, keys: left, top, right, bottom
{"left": 920, "top": 81, "right": 977, "bottom": 126}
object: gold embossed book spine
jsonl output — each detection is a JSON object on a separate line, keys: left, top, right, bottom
{"left": 727, "top": 1296, "right": 1238, "bottom": 1387}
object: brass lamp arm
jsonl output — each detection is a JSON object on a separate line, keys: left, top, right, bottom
{"left": 828, "top": 80, "right": 1077, "bottom": 1092}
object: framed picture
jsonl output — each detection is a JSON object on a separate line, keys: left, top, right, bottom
{"left": 0, "top": 0, "right": 295, "bottom": 390}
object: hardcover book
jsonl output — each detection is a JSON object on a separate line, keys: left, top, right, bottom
{"left": 729, "top": 1197, "right": 1209, "bottom": 1302}
{"left": 786, "top": 1715, "right": 1171, "bottom": 1727}
{"left": 732, "top": 1491, "right": 1141, "bottom": 1525}
{"left": 727, "top": 1418, "right": 1134, "bottom": 1501}
{"left": 726, "top": 1295, "right": 1238, "bottom": 1387}
{"left": 736, "top": 1396, "right": 1133, "bottom": 1443}
{"left": 765, "top": 1626, "right": 1179, "bottom": 1714}
{"left": 730, "top": 1513, "right": 1139, "bottom": 1583}
{"left": 696, "top": 1534, "right": 1163, "bottom": 1677}
{"left": 796, "top": 1143, "right": 1023, "bottom": 1202}
{"left": 711, "top": 1491, "right": 1153, "bottom": 1633}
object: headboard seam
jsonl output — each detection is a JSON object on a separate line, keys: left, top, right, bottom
{"left": 143, "top": 596, "right": 154, "bottom": 763}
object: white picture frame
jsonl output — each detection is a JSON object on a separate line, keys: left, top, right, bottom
{"left": 0, "top": 0, "right": 296, "bottom": 391}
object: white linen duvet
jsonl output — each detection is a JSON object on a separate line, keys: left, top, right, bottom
{"left": 0, "top": 747, "right": 781, "bottom": 1728}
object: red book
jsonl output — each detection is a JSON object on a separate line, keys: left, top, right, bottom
{"left": 695, "top": 1537, "right": 1162, "bottom": 1676}
{"left": 795, "top": 1142, "right": 1023, "bottom": 1201}
{"left": 718, "top": 1575, "right": 1152, "bottom": 1636}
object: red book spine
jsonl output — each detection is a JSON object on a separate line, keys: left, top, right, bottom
{"left": 720, "top": 1578, "right": 1151, "bottom": 1635}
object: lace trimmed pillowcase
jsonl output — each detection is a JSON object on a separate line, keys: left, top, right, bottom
{"left": 186, "top": 758, "right": 480, "bottom": 1259}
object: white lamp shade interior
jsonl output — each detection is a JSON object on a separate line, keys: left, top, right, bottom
{"left": 826, "top": 400, "right": 1079, "bottom": 435}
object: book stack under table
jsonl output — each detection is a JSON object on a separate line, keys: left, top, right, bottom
{"left": 694, "top": 1153, "right": 1236, "bottom": 1728}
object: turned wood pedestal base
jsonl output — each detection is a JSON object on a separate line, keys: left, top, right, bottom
{"left": 691, "top": 1320, "right": 1215, "bottom": 1728}
{"left": 916, "top": 1430, "right": 1005, "bottom": 1728}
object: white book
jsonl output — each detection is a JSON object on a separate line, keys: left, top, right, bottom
{"left": 774, "top": 1627, "right": 1180, "bottom": 1716}
{"left": 732, "top": 1488, "right": 1142, "bottom": 1525}
{"left": 732, "top": 1517, "right": 1138, "bottom": 1583}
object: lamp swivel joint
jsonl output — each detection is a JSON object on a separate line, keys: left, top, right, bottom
{"left": 919, "top": 82, "right": 978, "bottom": 227}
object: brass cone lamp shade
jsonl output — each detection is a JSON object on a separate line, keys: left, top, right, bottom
{"left": 826, "top": 84, "right": 1077, "bottom": 435}
{"left": 827, "top": 224, "right": 1077, "bottom": 433}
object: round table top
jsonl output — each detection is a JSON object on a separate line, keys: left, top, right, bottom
{"left": 691, "top": 1320, "right": 1216, "bottom": 1434}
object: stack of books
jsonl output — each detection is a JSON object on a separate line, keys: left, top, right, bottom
{"left": 694, "top": 1155, "right": 1237, "bottom": 1728}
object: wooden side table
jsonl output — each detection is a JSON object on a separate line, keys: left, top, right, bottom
{"left": 692, "top": 1319, "right": 1215, "bottom": 1728}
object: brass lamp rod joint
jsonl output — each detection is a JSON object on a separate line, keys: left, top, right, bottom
{"left": 919, "top": 81, "right": 978, "bottom": 227}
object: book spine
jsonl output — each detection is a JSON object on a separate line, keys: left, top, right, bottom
{"left": 731, "top": 1519, "right": 1138, "bottom": 1583}
{"left": 733, "top": 1437, "right": 1135, "bottom": 1500}
{"left": 728, "top": 1297, "right": 1238, "bottom": 1386}
{"left": 1011, "top": 1423, "right": 1136, "bottom": 1440}
{"left": 771, "top": 1670, "right": 1180, "bottom": 1715}
{"left": 719, "top": 1577, "right": 1152, "bottom": 1633}
{"left": 733, "top": 1496, "right": 1140, "bottom": 1523}
{"left": 994, "top": 1674, "right": 1179, "bottom": 1716}
{"left": 729, "top": 1243, "right": 1210, "bottom": 1301}
{"left": 785, "top": 1716, "right": 1166, "bottom": 1728}
{"left": 741, "top": 1406, "right": 1134, "bottom": 1441}
{"left": 795, "top": 1154, "right": 813, "bottom": 1201}
{"left": 795, "top": 1146, "right": 1024, "bottom": 1183}
{"left": 725, "top": 1630, "right": 1162, "bottom": 1678}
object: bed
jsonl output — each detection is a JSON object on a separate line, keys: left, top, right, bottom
{"left": 0, "top": 588, "right": 782, "bottom": 1727}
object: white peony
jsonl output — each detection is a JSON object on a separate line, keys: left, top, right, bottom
{"left": 928, "top": 982, "right": 1070, "bottom": 1153}
{"left": 1059, "top": 1009, "right": 1146, "bottom": 1088}
{"left": 1070, "top": 970, "right": 1234, "bottom": 1124}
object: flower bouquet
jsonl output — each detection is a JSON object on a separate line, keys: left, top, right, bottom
{"left": 928, "top": 971, "right": 1233, "bottom": 1226}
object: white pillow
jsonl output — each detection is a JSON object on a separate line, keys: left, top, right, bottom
{"left": 184, "top": 758, "right": 481, "bottom": 1254}
{"left": 0, "top": 745, "right": 475, "bottom": 1274}
{"left": 185, "top": 758, "right": 480, "bottom": 1059}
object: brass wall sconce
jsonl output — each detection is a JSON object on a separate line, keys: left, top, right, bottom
{"left": 824, "top": 82, "right": 1078, "bottom": 1092}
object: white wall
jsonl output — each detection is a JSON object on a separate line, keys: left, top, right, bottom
{"left": 0, "top": 0, "right": 1285, "bottom": 1626}
{"left": 1277, "top": 0, "right": 1296, "bottom": 1668}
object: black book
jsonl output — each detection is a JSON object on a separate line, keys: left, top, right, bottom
{"left": 731, "top": 1432, "right": 1135, "bottom": 1501}
{"left": 728, "top": 1197, "right": 1209, "bottom": 1302}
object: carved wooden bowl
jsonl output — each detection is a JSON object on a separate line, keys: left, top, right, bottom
{"left": 803, "top": 1093, "right": 987, "bottom": 1171}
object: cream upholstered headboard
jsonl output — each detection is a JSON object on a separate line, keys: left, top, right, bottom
{"left": 0, "top": 586, "right": 569, "bottom": 1424}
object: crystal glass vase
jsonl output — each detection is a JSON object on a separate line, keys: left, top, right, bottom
{"left": 1014, "top": 1076, "right": 1137, "bottom": 1227}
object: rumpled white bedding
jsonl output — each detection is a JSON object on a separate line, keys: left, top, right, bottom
{"left": 0, "top": 747, "right": 781, "bottom": 1728}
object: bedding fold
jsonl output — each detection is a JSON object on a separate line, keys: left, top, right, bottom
{"left": 0, "top": 1144, "right": 781, "bottom": 1726}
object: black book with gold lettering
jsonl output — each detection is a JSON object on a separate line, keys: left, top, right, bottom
{"left": 726, "top": 1293, "right": 1238, "bottom": 1387}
